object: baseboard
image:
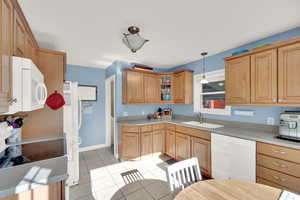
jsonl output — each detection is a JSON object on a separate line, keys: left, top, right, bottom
{"left": 79, "top": 144, "right": 110, "bottom": 152}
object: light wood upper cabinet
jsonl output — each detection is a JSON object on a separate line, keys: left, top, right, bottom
{"left": 165, "top": 130, "right": 176, "bottom": 158}
{"left": 191, "top": 137, "right": 211, "bottom": 177}
{"left": 175, "top": 133, "right": 191, "bottom": 161}
{"left": 122, "top": 70, "right": 145, "bottom": 104}
{"left": 141, "top": 132, "right": 153, "bottom": 157}
{"left": 144, "top": 73, "right": 160, "bottom": 104}
{"left": 25, "top": 32, "right": 37, "bottom": 64}
{"left": 123, "top": 69, "right": 193, "bottom": 104}
{"left": 278, "top": 42, "right": 300, "bottom": 104}
{"left": 153, "top": 130, "right": 165, "bottom": 154}
{"left": 13, "top": 10, "right": 25, "bottom": 57}
{"left": 0, "top": 0, "right": 13, "bottom": 113}
{"left": 251, "top": 49, "right": 277, "bottom": 104}
{"left": 225, "top": 38, "right": 300, "bottom": 106}
{"left": 174, "top": 70, "right": 193, "bottom": 104}
{"left": 225, "top": 56, "right": 251, "bottom": 105}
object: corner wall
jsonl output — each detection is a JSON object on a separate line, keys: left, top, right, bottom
{"left": 66, "top": 65, "right": 106, "bottom": 148}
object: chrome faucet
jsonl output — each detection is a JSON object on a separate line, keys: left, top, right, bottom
{"left": 198, "top": 112, "right": 204, "bottom": 124}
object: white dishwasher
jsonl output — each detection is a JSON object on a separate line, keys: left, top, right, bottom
{"left": 211, "top": 133, "right": 256, "bottom": 183}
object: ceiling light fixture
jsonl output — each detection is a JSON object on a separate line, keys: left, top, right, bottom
{"left": 122, "top": 26, "right": 149, "bottom": 53}
{"left": 200, "top": 52, "right": 208, "bottom": 84}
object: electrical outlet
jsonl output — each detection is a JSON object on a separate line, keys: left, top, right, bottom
{"left": 267, "top": 117, "right": 275, "bottom": 125}
{"left": 123, "top": 112, "right": 128, "bottom": 116}
{"left": 142, "top": 111, "right": 145, "bottom": 115}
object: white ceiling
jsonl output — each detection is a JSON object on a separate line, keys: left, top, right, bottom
{"left": 18, "top": 0, "right": 300, "bottom": 69}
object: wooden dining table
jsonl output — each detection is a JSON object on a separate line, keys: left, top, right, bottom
{"left": 175, "top": 179, "right": 283, "bottom": 200}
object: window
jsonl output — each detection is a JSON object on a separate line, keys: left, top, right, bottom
{"left": 194, "top": 69, "right": 231, "bottom": 115}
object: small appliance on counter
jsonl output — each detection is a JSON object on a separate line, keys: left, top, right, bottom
{"left": 147, "top": 107, "right": 173, "bottom": 120}
{"left": 279, "top": 111, "right": 300, "bottom": 141}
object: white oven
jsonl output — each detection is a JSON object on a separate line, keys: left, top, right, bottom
{"left": 6, "top": 57, "right": 47, "bottom": 114}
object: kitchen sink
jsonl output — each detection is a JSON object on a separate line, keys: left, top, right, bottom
{"left": 182, "top": 121, "right": 224, "bottom": 129}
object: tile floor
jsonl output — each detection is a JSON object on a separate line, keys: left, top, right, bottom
{"left": 70, "top": 148, "right": 177, "bottom": 200}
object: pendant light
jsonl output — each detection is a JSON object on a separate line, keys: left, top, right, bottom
{"left": 200, "top": 52, "right": 208, "bottom": 84}
{"left": 122, "top": 26, "right": 149, "bottom": 53}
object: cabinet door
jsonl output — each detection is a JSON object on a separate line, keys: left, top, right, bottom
{"left": 124, "top": 70, "right": 144, "bottom": 104}
{"left": 174, "top": 73, "right": 185, "bottom": 103}
{"left": 25, "top": 33, "right": 37, "bottom": 64}
{"left": 225, "top": 56, "right": 251, "bottom": 104}
{"left": 121, "top": 132, "right": 140, "bottom": 160}
{"left": 166, "top": 130, "right": 176, "bottom": 158}
{"left": 0, "top": 0, "right": 13, "bottom": 113}
{"left": 13, "top": 10, "right": 25, "bottom": 57}
{"left": 141, "top": 132, "right": 153, "bottom": 156}
{"left": 278, "top": 42, "right": 300, "bottom": 104}
{"left": 175, "top": 133, "right": 191, "bottom": 161}
{"left": 251, "top": 50, "right": 277, "bottom": 104}
{"left": 144, "top": 73, "right": 160, "bottom": 104}
{"left": 191, "top": 137, "right": 211, "bottom": 177}
{"left": 0, "top": 182, "right": 62, "bottom": 200}
{"left": 153, "top": 130, "right": 165, "bottom": 154}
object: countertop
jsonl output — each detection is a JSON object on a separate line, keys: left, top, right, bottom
{"left": 0, "top": 155, "right": 68, "bottom": 198}
{"left": 117, "top": 117, "right": 300, "bottom": 150}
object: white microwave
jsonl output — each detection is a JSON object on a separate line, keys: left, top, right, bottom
{"left": 6, "top": 57, "right": 47, "bottom": 114}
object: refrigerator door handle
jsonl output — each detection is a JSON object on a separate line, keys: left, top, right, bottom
{"left": 78, "top": 98, "right": 82, "bottom": 129}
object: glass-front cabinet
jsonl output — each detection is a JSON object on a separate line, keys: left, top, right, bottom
{"left": 160, "top": 74, "right": 173, "bottom": 103}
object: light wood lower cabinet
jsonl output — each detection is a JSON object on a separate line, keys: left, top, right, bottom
{"left": 165, "top": 130, "right": 176, "bottom": 158}
{"left": 141, "top": 132, "right": 153, "bottom": 157}
{"left": 121, "top": 124, "right": 212, "bottom": 177}
{"left": 256, "top": 142, "right": 300, "bottom": 194}
{"left": 0, "top": 182, "right": 62, "bottom": 200}
{"left": 191, "top": 137, "right": 211, "bottom": 177}
{"left": 175, "top": 133, "right": 191, "bottom": 161}
{"left": 121, "top": 132, "right": 140, "bottom": 160}
{"left": 153, "top": 130, "right": 165, "bottom": 154}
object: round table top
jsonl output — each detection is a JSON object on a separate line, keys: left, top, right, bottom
{"left": 175, "top": 179, "right": 282, "bottom": 200}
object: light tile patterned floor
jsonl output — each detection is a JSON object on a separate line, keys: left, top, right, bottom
{"left": 70, "top": 148, "right": 176, "bottom": 200}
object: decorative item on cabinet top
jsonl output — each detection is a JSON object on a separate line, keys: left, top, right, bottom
{"left": 224, "top": 37, "right": 300, "bottom": 106}
{"left": 122, "top": 68, "right": 193, "bottom": 105}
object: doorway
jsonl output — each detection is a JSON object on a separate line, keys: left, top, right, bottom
{"left": 105, "top": 75, "right": 116, "bottom": 157}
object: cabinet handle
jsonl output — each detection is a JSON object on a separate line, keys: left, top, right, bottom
{"left": 272, "top": 98, "right": 277, "bottom": 103}
{"left": 272, "top": 162, "right": 288, "bottom": 169}
{"left": 278, "top": 99, "right": 283, "bottom": 102}
{"left": 271, "top": 149, "right": 287, "bottom": 155}
{"left": 273, "top": 175, "right": 288, "bottom": 182}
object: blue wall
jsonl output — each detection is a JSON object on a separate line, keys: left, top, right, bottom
{"left": 168, "top": 26, "right": 300, "bottom": 125}
{"left": 66, "top": 65, "right": 106, "bottom": 148}
{"left": 106, "top": 61, "right": 171, "bottom": 117}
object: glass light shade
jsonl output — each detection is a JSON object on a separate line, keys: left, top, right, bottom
{"left": 122, "top": 33, "right": 148, "bottom": 53}
{"left": 200, "top": 75, "right": 208, "bottom": 84}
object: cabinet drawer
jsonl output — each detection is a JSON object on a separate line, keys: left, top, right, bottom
{"left": 121, "top": 125, "right": 139, "bottom": 133}
{"left": 166, "top": 123, "right": 176, "bottom": 131}
{"left": 141, "top": 125, "right": 152, "bottom": 132}
{"left": 257, "top": 154, "right": 300, "bottom": 178}
{"left": 176, "top": 125, "right": 210, "bottom": 140}
{"left": 153, "top": 123, "right": 165, "bottom": 130}
{"left": 257, "top": 142, "right": 300, "bottom": 164}
{"left": 257, "top": 177, "right": 289, "bottom": 191}
{"left": 257, "top": 166, "right": 300, "bottom": 193}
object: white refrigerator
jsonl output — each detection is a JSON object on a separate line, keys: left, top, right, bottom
{"left": 63, "top": 82, "right": 82, "bottom": 197}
